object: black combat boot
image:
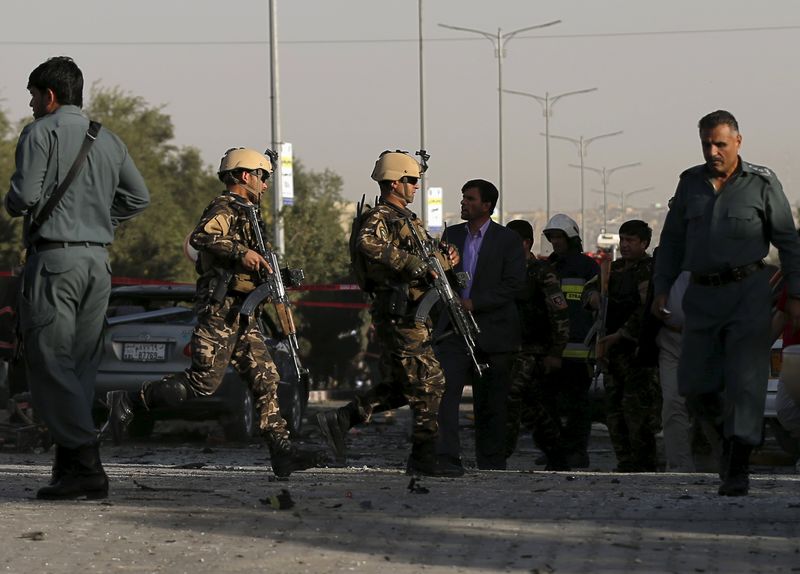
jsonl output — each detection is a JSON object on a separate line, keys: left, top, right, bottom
{"left": 37, "top": 443, "right": 109, "bottom": 500}
{"left": 543, "top": 447, "right": 571, "bottom": 471}
{"left": 269, "top": 439, "right": 325, "bottom": 478}
{"left": 718, "top": 437, "right": 752, "bottom": 497}
{"left": 406, "top": 441, "right": 465, "bottom": 477}
{"left": 316, "top": 402, "right": 360, "bottom": 463}
{"left": 48, "top": 444, "right": 76, "bottom": 486}
{"left": 106, "top": 390, "right": 137, "bottom": 445}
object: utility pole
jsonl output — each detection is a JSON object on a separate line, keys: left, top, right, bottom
{"left": 439, "top": 19, "right": 561, "bottom": 223}
{"left": 269, "top": 0, "right": 284, "bottom": 254}
{"left": 419, "top": 0, "right": 428, "bottom": 226}
{"left": 549, "top": 130, "right": 623, "bottom": 240}
{"left": 570, "top": 162, "right": 641, "bottom": 233}
{"left": 504, "top": 87, "right": 597, "bottom": 222}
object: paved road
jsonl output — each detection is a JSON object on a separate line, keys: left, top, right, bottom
{"left": 1, "top": 402, "right": 799, "bottom": 574}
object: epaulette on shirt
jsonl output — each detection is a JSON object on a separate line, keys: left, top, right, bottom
{"left": 741, "top": 161, "right": 775, "bottom": 181}
{"left": 679, "top": 164, "right": 706, "bottom": 179}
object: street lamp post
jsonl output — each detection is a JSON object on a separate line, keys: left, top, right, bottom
{"left": 418, "top": 0, "right": 428, "bottom": 226}
{"left": 503, "top": 88, "right": 597, "bottom": 222}
{"left": 268, "top": 0, "right": 284, "bottom": 255}
{"left": 439, "top": 19, "right": 561, "bottom": 223}
{"left": 547, "top": 130, "right": 623, "bottom": 240}
{"left": 591, "top": 186, "right": 654, "bottom": 214}
{"left": 569, "top": 162, "right": 641, "bottom": 233}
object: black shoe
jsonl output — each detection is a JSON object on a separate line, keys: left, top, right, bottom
{"left": 544, "top": 449, "right": 571, "bottom": 471}
{"left": 566, "top": 451, "right": 590, "bottom": 469}
{"left": 48, "top": 444, "right": 75, "bottom": 486}
{"left": 718, "top": 473, "right": 749, "bottom": 496}
{"left": 718, "top": 438, "right": 752, "bottom": 497}
{"left": 106, "top": 390, "right": 135, "bottom": 445}
{"left": 316, "top": 408, "right": 352, "bottom": 463}
{"left": 270, "top": 441, "right": 325, "bottom": 478}
{"left": 407, "top": 456, "right": 465, "bottom": 477}
{"left": 37, "top": 443, "right": 108, "bottom": 500}
{"left": 407, "top": 443, "right": 465, "bottom": 477}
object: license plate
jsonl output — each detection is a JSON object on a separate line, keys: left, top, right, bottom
{"left": 123, "top": 343, "right": 166, "bottom": 362}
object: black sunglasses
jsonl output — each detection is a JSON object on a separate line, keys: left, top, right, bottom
{"left": 251, "top": 169, "right": 270, "bottom": 182}
{"left": 403, "top": 176, "right": 419, "bottom": 185}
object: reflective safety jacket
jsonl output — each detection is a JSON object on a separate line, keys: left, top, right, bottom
{"left": 548, "top": 250, "right": 600, "bottom": 361}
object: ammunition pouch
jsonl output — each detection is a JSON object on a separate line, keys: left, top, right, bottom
{"left": 374, "top": 283, "right": 409, "bottom": 317}
{"left": 211, "top": 269, "right": 234, "bottom": 304}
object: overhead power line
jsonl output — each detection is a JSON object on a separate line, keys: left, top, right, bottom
{"left": 0, "top": 24, "right": 798, "bottom": 46}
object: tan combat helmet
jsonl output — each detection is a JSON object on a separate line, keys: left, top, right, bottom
{"left": 370, "top": 150, "right": 421, "bottom": 182}
{"left": 218, "top": 148, "right": 274, "bottom": 181}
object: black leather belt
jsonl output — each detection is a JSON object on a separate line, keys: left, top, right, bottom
{"left": 33, "top": 241, "right": 108, "bottom": 252}
{"left": 691, "top": 261, "right": 765, "bottom": 286}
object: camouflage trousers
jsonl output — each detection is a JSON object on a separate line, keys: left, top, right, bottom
{"left": 505, "top": 350, "right": 563, "bottom": 459}
{"left": 143, "top": 294, "right": 287, "bottom": 444}
{"left": 605, "top": 342, "right": 662, "bottom": 471}
{"left": 354, "top": 313, "right": 444, "bottom": 446}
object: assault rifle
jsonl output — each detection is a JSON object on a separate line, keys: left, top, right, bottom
{"left": 405, "top": 219, "right": 487, "bottom": 376}
{"left": 236, "top": 198, "right": 308, "bottom": 384}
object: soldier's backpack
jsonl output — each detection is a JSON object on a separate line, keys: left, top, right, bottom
{"left": 349, "top": 195, "right": 375, "bottom": 293}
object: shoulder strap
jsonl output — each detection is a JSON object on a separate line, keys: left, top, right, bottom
{"left": 28, "top": 120, "right": 102, "bottom": 237}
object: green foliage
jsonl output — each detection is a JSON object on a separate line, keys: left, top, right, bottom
{"left": 281, "top": 161, "right": 350, "bottom": 284}
{"left": 85, "top": 85, "right": 219, "bottom": 281}
{"left": 0, "top": 108, "right": 24, "bottom": 266}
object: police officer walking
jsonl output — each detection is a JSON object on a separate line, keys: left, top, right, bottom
{"left": 316, "top": 150, "right": 463, "bottom": 477}
{"left": 653, "top": 110, "right": 800, "bottom": 495}
{"left": 108, "top": 148, "right": 321, "bottom": 478}
{"left": 504, "top": 220, "right": 571, "bottom": 470}
{"left": 4, "top": 57, "right": 150, "bottom": 499}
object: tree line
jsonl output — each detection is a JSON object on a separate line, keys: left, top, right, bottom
{"left": 0, "top": 86, "right": 351, "bottom": 285}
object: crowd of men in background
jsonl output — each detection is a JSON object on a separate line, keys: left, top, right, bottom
{"left": 317, "top": 109, "right": 800, "bottom": 498}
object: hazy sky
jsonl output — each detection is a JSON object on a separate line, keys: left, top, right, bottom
{"left": 2, "top": 0, "right": 800, "bottom": 225}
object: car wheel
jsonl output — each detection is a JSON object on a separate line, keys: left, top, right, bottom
{"left": 221, "top": 385, "right": 257, "bottom": 442}
{"left": 278, "top": 381, "right": 305, "bottom": 437}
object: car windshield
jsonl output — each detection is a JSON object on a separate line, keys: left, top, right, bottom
{"left": 107, "top": 292, "right": 195, "bottom": 325}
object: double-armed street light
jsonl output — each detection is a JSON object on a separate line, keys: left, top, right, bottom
{"left": 438, "top": 19, "right": 561, "bottom": 223}
{"left": 503, "top": 87, "right": 598, "bottom": 222}
{"left": 569, "top": 162, "right": 641, "bottom": 233}
{"left": 591, "top": 186, "right": 655, "bottom": 215}
{"left": 547, "top": 130, "right": 623, "bottom": 240}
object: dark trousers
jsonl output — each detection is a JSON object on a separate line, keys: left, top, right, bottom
{"left": 434, "top": 335, "right": 515, "bottom": 469}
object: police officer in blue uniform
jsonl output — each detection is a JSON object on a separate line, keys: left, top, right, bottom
{"left": 4, "top": 57, "right": 150, "bottom": 500}
{"left": 653, "top": 110, "right": 800, "bottom": 496}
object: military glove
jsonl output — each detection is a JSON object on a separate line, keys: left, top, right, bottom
{"left": 403, "top": 255, "right": 430, "bottom": 279}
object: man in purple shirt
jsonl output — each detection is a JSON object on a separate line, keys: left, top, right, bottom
{"left": 434, "top": 179, "right": 526, "bottom": 470}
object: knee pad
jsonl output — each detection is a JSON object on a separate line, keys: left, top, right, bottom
{"left": 144, "top": 378, "right": 189, "bottom": 409}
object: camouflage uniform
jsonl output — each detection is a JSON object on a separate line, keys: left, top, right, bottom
{"left": 350, "top": 200, "right": 452, "bottom": 448}
{"left": 588, "top": 255, "right": 662, "bottom": 471}
{"left": 141, "top": 193, "right": 289, "bottom": 445}
{"left": 505, "top": 258, "right": 570, "bottom": 460}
